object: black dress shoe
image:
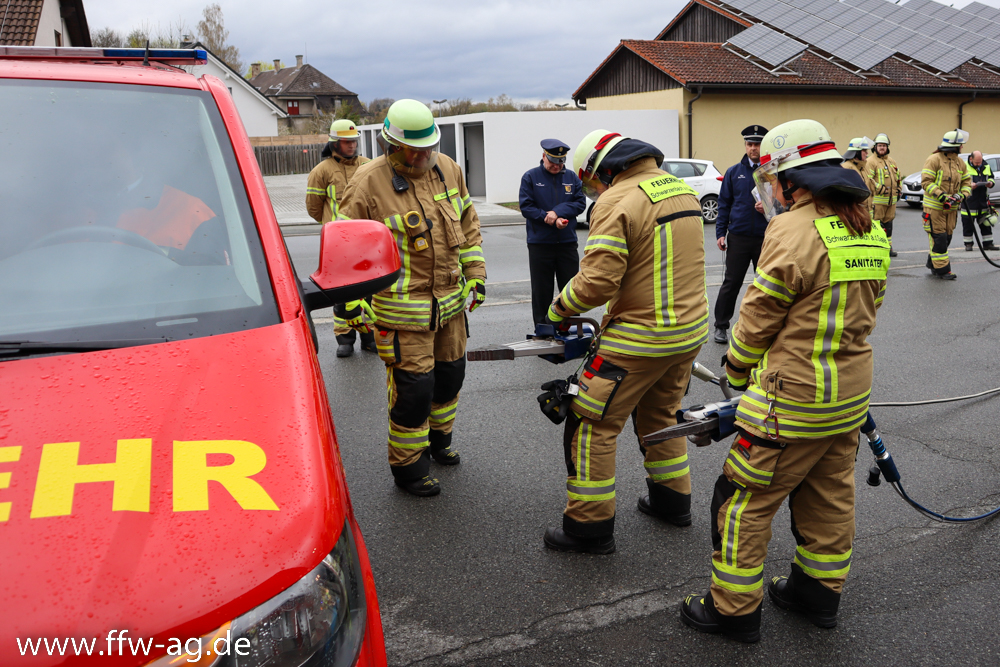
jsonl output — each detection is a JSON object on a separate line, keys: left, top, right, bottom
{"left": 394, "top": 475, "right": 440, "bottom": 497}
{"left": 680, "top": 592, "right": 760, "bottom": 643}
{"left": 542, "top": 527, "right": 615, "bottom": 554}
{"left": 713, "top": 327, "right": 728, "bottom": 344}
{"left": 336, "top": 344, "right": 354, "bottom": 358}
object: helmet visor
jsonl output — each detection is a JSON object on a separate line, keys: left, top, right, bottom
{"left": 753, "top": 160, "right": 784, "bottom": 222}
{"left": 331, "top": 138, "right": 360, "bottom": 158}
{"left": 386, "top": 140, "right": 440, "bottom": 178}
{"left": 581, "top": 174, "right": 603, "bottom": 202}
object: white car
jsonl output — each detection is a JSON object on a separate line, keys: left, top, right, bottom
{"left": 901, "top": 153, "right": 1000, "bottom": 207}
{"left": 582, "top": 158, "right": 723, "bottom": 226}
{"left": 663, "top": 159, "right": 724, "bottom": 223}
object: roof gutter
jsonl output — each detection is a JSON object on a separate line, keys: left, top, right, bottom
{"left": 575, "top": 98, "right": 587, "bottom": 110}
{"left": 958, "top": 91, "right": 977, "bottom": 129}
{"left": 687, "top": 85, "right": 703, "bottom": 159}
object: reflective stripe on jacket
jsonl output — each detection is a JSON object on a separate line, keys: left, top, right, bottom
{"left": 921, "top": 152, "right": 972, "bottom": 211}
{"left": 339, "top": 154, "right": 486, "bottom": 332}
{"left": 865, "top": 155, "right": 901, "bottom": 206}
{"left": 550, "top": 157, "right": 709, "bottom": 357}
{"left": 725, "top": 194, "right": 888, "bottom": 440}
{"left": 964, "top": 160, "right": 993, "bottom": 210}
{"left": 306, "top": 154, "right": 371, "bottom": 223}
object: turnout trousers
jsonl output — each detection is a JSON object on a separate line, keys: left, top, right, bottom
{"left": 873, "top": 203, "right": 896, "bottom": 241}
{"left": 376, "top": 314, "right": 467, "bottom": 481}
{"left": 528, "top": 242, "right": 580, "bottom": 325}
{"left": 961, "top": 207, "right": 994, "bottom": 245}
{"left": 714, "top": 233, "right": 764, "bottom": 330}
{"left": 562, "top": 346, "right": 701, "bottom": 538}
{"left": 924, "top": 208, "right": 958, "bottom": 274}
{"left": 710, "top": 428, "right": 857, "bottom": 617}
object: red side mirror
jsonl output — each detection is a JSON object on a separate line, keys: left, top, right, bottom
{"left": 303, "top": 220, "right": 401, "bottom": 311}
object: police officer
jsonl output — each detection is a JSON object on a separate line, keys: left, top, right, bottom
{"left": 841, "top": 137, "right": 874, "bottom": 212}
{"left": 962, "top": 151, "right": 998, "bottom": 252}
{"left": 519, "top": 139, "right": 586, "bottom": 325}
{"left": 866, "top": 133, "right": 901, "bottom": 257}
{"left": 541, "top": 129, "right": 708, "bottom": 554}
{"left": 713, "top": 125, "right": 769, "bottom": 345}
{"left": 338, "top": 100, "right": 486, "bottom": 497}
{"left": 922, "top": 130, "right": 972, "bottom": 280}
{"left": 680, "top": 119, "right": 888, "bottom": 642}
{"left": 306, "top": 119, "right": 374, "bottom": 357}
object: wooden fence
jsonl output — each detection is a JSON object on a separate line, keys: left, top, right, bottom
{"left": 253, "top": 143, "right": 325, "bottom": 176}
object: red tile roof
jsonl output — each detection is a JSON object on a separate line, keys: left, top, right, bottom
{"left": 249, "top": 63, "right": 356, "bottom": 98}
{"left": 575, "top": 39, "right": 1000, "bottom": 100}
{"left": 0, "top": 0, "right": 43, "bottom": 46}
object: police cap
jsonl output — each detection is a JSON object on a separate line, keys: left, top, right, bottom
{"left": 742, "top": 125, "right": 768, "bottom": 143}
{"left": 541, "top": 138, "right": 570, "bottom": 164}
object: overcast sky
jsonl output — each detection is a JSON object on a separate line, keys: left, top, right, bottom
{"left": 86, "top": 0, "right": 1000, "bottom": 105}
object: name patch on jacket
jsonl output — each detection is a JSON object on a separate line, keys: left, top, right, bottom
{"left": 814, "top": 216, "right": 891, "bottom": 282}
{"left": 638, "top": 174, "right": 698, "bottom": 203}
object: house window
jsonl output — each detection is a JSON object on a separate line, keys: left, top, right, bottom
{"left": 287, "top": 100, "right": 299, "bottom": 115}
{"left": 54, "top": 30, "right": 62, "bottom": 46}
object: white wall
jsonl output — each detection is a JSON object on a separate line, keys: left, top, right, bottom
{"left": 33, "top": 0, "right": 65, "bottom": 46}
{"left": 359, "top": 109, "right": 678, "bottom": 203}
{"left": 183, "top": 57, "right": 285, "bottom": 137}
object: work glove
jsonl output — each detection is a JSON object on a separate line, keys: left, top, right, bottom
{"left": 342, "top": 299, "right": 375, "bottom": 333}
{"left": 537, "top": 378, "right": 574, "bottom": 424}
{"left": 463, "top": 278, "right": 486, "bottom": 312}
{"left": 722, "top": 353, "right": 749, "bottom": 392}
{"left": 545, "top": 303, "right": 571, "bottom": 332}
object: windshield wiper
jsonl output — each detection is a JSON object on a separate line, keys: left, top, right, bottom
{"left": 0, "top": 339, "right": 169, "bottom": 358}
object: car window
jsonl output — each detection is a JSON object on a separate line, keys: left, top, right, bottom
{"left": 0, "top": 79, "right": 280, "bottom": 345}
{"left": 989, "top": 158, "right": 1000, "bottom": 173}
{"left": 667, "top": 162, "right": 700, "bottom": 178}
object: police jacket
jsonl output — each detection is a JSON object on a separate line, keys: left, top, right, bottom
{"left": 306, "top": 152, "right": 371, "bottom": 223}
{"left": 550, "top": 157, "right": 709, "bottom": 357}
{"left": 921, "top": 152, "right": 972, "bottom": 212}
{"left": 842, "top": 159, "right": 874, "bottom": 211}
{"left": 964, "top": 160, "right": 994, "bottom": 210}
{"left": 519, "top": 163, "right": 586, "bottom": 244}
{"left": 725, "top": 193, "right": 889, "bottom": 441}
{"left": 339, "top": 154, "right": 486, "bottom": 332}
{"left": 716, "top": 154, "right": 768, "bottom": 239}
{"left": 865, "top": 154, "right": 901, "bottom": 207}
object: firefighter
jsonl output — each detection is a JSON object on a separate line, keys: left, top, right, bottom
{"left": 306, "top": 119, "right": 375, "bottom": 357}
{"left": 865, "top": 133, "right": 902, "bottom": 257}
{"left": 338, "top": 100, "right": 486, "bottom": 497}
{"left": 922, "top": 129, "right": 972, "bottom": 280}
{"left": 541, "top": 129, "right": 709, "bottom": 554}
{"left": 841, "top": 137, "right": 874, "bottom": 212}
{"left": 962, "top": 150, "right": 998, "bottom": 252}
{"left": 680, "top": 119, "right": 888, "bottom": 642}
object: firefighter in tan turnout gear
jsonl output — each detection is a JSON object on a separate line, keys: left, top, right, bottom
{"left": 680, "top": 120, "right": 889, "bottom": 643}
{"left": 339, "top": 99, "right": 486, "bottom": 497}
{"left": 541, "top": 129, "right": 709, "bottom": 555}
{"left": 922, "top": 129, "right": 972, "bottom": 280}
{"left": 841, "top": 137, "right": 874, "bottom": 213}
{"left": 306, "top": 118, "right": 374, "bottom": 356}
{"left": 866, "top": 133, "right": 902, "bottom": 257}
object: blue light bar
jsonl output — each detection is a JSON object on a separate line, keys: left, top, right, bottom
{"left": 0, "top": 46, "right": 207, "bottom": 64}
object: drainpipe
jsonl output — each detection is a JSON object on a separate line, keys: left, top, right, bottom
{"left": 687, "top": 86, "right": 703, "bottom": 159}
{"left": 575, "top": 98, "right": 586, "bottom": 110}
{"left": 958, "top": 91, "right": 977, "bottom": 129}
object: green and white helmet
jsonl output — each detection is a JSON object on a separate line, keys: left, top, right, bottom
{"left": 381, "top": 99, "right": 441, "bottom": 149}
{"left": 940, "top": 129, "right": 969, "bottom": 151}
{"left": 873, "top": 133, "right": 890, "bottom": 146}
{"left": 573, "top": 129, "right": 626, "bottom": 200}
{"left": 758, "top": 119, "right": 842, "bottom": 173}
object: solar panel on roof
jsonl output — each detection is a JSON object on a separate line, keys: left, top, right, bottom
{"left": 859, "top": 22, "right": 897, "bottom": 41}
{"left": 966, "top": 2, "right": 1000, "bottom": 19}
{"left": 815, "top": 3, "right": 852, "bottom": 21}
{"left": 727, "top": 23, "right": 809, "bottom": 67}
{"left": 755, "top": 4, "right": 787, "bottom": 22}
{"left": 899, "top": 13, "right": 932, "bottom": 30}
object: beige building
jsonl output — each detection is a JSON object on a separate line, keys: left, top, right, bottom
{"left": 574, "top": 0, "right": 1000, "bottom": 176}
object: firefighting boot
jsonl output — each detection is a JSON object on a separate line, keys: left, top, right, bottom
{"left": 359, "top": 331, "right": 378, "bottom": 353}
{"left": 965, "top": 242, "right": 974, "bottom": 251}
{"left": 938, "top": 271, "right": 958, "bottom": 280}
{"left": 391, "top": 451, "right": 440, "bottom": 497}
{"left": 335, "top": 333, "right": 355, "bottom": 358}
{"left": 429, "top": 430, "right": 460, "bottom": 465}
{"left": 637, "top": 478, "right": 692, "bottom": 526}
{"left": 543, "top": 516, "right": 615, "bottom": 554}
{"left": 889, "top": 246, "right": 898, "bottom": 257}
{"left": 768, "top": 562, "right": 840, "bottom": 628}
{"left": 984, "top": 241, "right": 1000, "bottom": 251}
{"left": 680, "top": 591, "right": 761, "bottom": 643}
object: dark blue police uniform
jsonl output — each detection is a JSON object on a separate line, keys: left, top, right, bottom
{"left": 519, "top": 139, "right": 587, "bottom": 324}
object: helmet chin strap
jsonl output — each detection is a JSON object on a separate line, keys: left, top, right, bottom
{"left": 778, "top": 173, "right": 798, "bottom": 201}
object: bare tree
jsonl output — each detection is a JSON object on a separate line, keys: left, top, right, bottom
{"left": 91, "top": 27, "right": 123, "bottom": 47}
{"left": 196, "top": 4, "right": 245, "bottom": 74}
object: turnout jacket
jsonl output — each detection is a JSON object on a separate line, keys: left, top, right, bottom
{"left": 841, "top": 158, "right": 874, "bottom": 211}
{"left": 865, "top": 154, "right": 902, "bottom": 207}
{"left": 716, "top": 154, "right": 768, "bottom": 239}
{"left": 306, "top": 153, "right": 371, "bottom": 223}
{"left": 726, "top": 193, "right": 889, "bottom": 441}
{"left": 964, "top": 160, "right": 994, "bottom": 210}
{"left": 519, "top": 163, "right": 587, "bottom": 244}
{"left": 921, "top": 152, "right": 972, "bottom": 211}
{"left": 339, "top": 154, "right": 486, "bottom": 332}
{"left": 550, "top": 157, "right": 709, "bottom": 357}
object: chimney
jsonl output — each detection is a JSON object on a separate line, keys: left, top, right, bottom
{"left": 251, "top": 62, "right": 261, "bottom": 78}
{"left": 274, "top": 59, "right": 281, "bottom": 70}
{"left": 295, "top": 54, "right": 303, "bottom": 67}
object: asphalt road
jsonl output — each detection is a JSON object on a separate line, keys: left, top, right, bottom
{"left": 285, "top": 205, "right": 1000, "bottom": 667}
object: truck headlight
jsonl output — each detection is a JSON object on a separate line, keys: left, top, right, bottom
{"left": 145, "top": 520, "right": 367, "bottom": 667}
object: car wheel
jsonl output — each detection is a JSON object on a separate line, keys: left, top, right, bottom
{"left": 701, "top": 195, "right": 719, "bottom": 223}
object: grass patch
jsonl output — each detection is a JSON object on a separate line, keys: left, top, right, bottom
{"left": 497, "top": 202, "right": 521, "bottom": 211}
